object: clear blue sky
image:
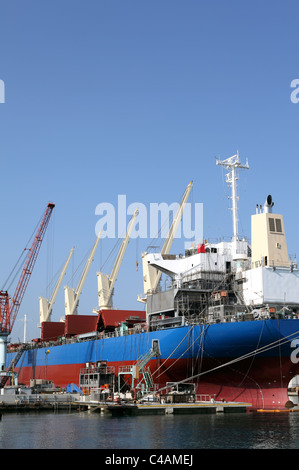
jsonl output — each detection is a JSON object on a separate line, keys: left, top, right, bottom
{"left": 0, "top": 0, "right": 298, "bottom": 342}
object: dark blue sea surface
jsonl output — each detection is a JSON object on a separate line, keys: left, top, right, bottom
{"left": 1, "top": 411, "right": 299, "bottom": 450}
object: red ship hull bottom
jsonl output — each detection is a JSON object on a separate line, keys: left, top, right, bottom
{"left": 15, "top": 355, "right": 296, "bottom": 411}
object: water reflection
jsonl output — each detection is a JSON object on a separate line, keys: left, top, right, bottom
{"left": 1, "top": 411, "right": 299, "bottom": 449}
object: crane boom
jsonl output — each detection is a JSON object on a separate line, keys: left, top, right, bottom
{"left": 160, "top": 181, "right": 193, "bottom": 256}
{"left": 39, "top": 246, "right": 74, "bottom": 324}
{"left": 97, "top": 208, "right": 138, "bottom": 310}
{"left": 64, "top": 231, "right": 102, "bottom": 316}
{"left": 140, "top": 181, "right": 193, "bottom": 297}
{"left": 0, "top": 202, "right": 55, "bottom": 334}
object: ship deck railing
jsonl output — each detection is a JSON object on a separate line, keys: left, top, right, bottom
{"left": 79, "top": 365, "right": 115, "bottom": 375}
{"left": 118, "top": 365, "right": 134, "bottom": 374}
{"left": 196, "top": 394, "right": 217, "bottom": 402}
{"left": 0, "top": 392, "right": 76, "bottom": 406}
{"left": 7, "top": 311, "right": 298, "bottom": 355}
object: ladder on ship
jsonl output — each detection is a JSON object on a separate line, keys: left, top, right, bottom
{"left": 118, "top": 341, "right": 160, "bottom": 394}
{"left": 137, "top": 341, "right": 160, "bottom": 371}
{"left": 142, "top": 368, "right": 154, "bottom": 390}
{"left": 135, "top": 341, "right": 160, "bottom": 393}
{"left": 0, "top": 346, "right": 26, "bottom": 388}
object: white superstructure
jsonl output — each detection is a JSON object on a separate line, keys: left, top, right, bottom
{"left": 242, "top": 195, "right": 299, "bottom": 308}
{"left": 143, "top": 238, "right": 248, "bottom": 289}
{"left": 141, "top": 153, "right": 299, "bottom": 329}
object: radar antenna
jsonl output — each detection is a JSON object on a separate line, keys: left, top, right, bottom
{"left": 216, "top": 151, "right": 249, "bottom": 241}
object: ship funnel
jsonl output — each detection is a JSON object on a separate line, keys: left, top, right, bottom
{"left": 263, "top": 195, "right": 274, "bottom": 213}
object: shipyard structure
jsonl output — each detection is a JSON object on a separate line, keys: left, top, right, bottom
{"left": 3, "top": 154, "right": 299, "bottom": 411}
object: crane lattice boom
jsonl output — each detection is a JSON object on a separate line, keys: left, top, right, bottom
{"left": 0, "top": 202, "right": 55, "bottom": 334}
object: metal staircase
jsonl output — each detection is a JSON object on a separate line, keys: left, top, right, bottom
{"left": 135, "top": 341, "right": 160, "bottom": 393}
{"left": 136, "top": 342, "right": 160, "bottom": 371}
{"left": 117, "top": 341, "right": 160, "bottom": 394}
{"left": 0, "top": 346, "right": 26, "bottom": 388}
{"left": 142, "top": 368, "right": 154, "bottom": 390}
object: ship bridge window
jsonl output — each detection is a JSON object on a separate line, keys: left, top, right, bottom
{"left": 211, "top": 248, "right": 217, "bottom": 253}
{"left": 269, "top": 217, "right": 283, "bottom": 233}
{"left": 275, "top": 218, "right": 282, "bottom": 232}
{"left": 269, "top": 218, "right": 275, "bottom": 232}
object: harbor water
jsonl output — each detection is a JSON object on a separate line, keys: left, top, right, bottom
{"left": 1, "top": 411, "right": 299, "bottom": 449}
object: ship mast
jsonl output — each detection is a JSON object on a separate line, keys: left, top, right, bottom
{"left": 216, "top": 152, "right": 249, "bottom": 241}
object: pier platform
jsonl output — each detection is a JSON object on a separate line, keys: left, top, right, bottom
{"left": 105, "top": 400, "right": 252, "bottom": 416}
{"left": 0, "top": 387, "right": 251, "bottom": 415}
{"left": 0, "top": 393, "right": 80, "bottom": 413}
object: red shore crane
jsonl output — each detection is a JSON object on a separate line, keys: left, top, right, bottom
{"left": 0, "top": 202, "right": 55, "bottom": 335}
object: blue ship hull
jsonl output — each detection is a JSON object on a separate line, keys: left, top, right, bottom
{"left": 8, "top": 318, "right": 299, "bottom": 409}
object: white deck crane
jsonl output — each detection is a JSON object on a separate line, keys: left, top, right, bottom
{"left": 97, "top": 208, "right": 138, "bottom": 310}
{"left": 64, "top": 232, "right": 102, "bottom": 317}
{"left": 139, "top": 181, "right": 193, "bottom": 301}
{"left": 39, "top": 246, "right": 74, "bottom": 324}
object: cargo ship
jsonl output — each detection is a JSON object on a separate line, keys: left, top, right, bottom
{"left": 5, "top": 153, "right": 299, "bottom": 410}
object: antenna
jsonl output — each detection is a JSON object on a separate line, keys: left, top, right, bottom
{"left": 216, "top": 151, "right": 249, "bottom": 241}
{"left": 18, "top": 313, "right": 33, "bottom": 343}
